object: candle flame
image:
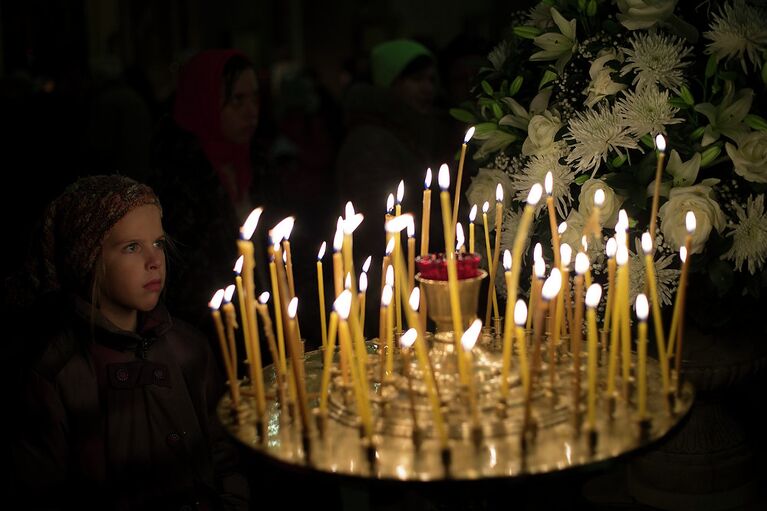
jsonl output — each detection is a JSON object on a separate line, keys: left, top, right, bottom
{"left": 362, "top": 255, "right": 372, "bottom": 273}
{"left": 461, "top": 319, "right": 482, "bottom": 351}
{"left": 464, "top": 126, "right": 475, "bottom": 143}
{"left": 385, "top": 265, "right": 394, "bottom": 286}
{"left": 606, "top": 237, "right": 617, "bottom": 258}
{"left": 334, "top": 290, "right": 352, "bottom": 319}
{"left": 655, "top": 134, "right": 666, "bottom": 152}
{"left": 386, "top": 193, "right": 395, "bottom": 213}
{"left": 575, "top": 252, "right": 590, "bottom": 275}
{"left": 318, "top": 241, "right": 327, "bottom": 260}
{"left": 581, "top": 235, "right": 588, "bottom": 252}
{"left": 558, "top": 221, "right": 567, "bottom": 234}
{"left": 381, "top": 284, "right": 393, "bottom": 307}
{"left": 258, "top": 292, "right": 270, "bottom": 304}
{"left": 615, "top": 228, "right": 627, "bottom": 248}
{"left": 438, "top": 163, "right": 450, "bottom": 190}
{"left": 424, "top": 168, "right": 432, "bottom": 189}
{"left": 345, "top": 201, "right": 355, "bottom": 218}
{"left": 641, "top": 232, "right": 652, "bottom": 254}
{"left": 680, "top": 245, "right": 687, "bottom": 263}
{"left": 469, "top": 204, "right": 477, "bottom": 222}
{"left": 400, "top": 328, "right": 417, "bottom": 348}
{"left": 514, "top": 299, "right": 527, "bottom": 326}
{"left": 333, "top": 223, "right": 344, "bottom": 252}
{"left": 618, "top": 209, "right": 629, "bottom": 228}
{"left": 533, "top": 242, "right": 542, "bottom": 261}
{"left": 541, "top": 268, "right": 562, "bottom": 300}
{"left": 482, "top": 201, "right": 490, "bottom": 214}
{"left": 686, "top": 211, "right": 696, "bottom": 233}
{"left": 495, "top": 183, "right": 504, "bottom": 202}
{"left": 385, "top": 237, "right": 395, "bottom": 256}
{"left": 544, "top": 171, "right": 553, "bottom": 195}
{"left": 503, "top": 249, "right": 512, "bottom": 271}
{"left": 396, "top": 180, "right": 404, "bottom": 203}
{"left": 233, "top": 255, "right": 244, "bottom": 274}
{"left": 527, "top": 183, "right": 543, "bottom": 206}
{"left": 208, "top": 289, "right": 225, "bottom": 310}
{"left": 585, "top": 283, "right": 602, "bottom": 308}
{"left": 270, "top": 217, "right": 295, "bottom": 244}
{"left": 224, "top": 284, "right": 235, "bottom": 302}
{"left": 407, "top": 221, "right": 415, "bottom": 238}
{"left": 409, "top": 287, "right": 420, "bottom": 311}
{"left": 282, "top": 251, "right": 287, "bottom": 264}
{"left": 344, "top": 273, "right": 352, "bottom": 290}
{"left": 456, "top": 222, "right": 465, "bottom": 251}
{"left": 616, "top": 245, "right": 629, "bottom": 266}
{"left": 635, "top": 293, "right": 649, "bottom": 320}
{"left": 343, "top": 213, "right": 365, "bottom": 234}
{"left": 287, "top": 297, "right": 298, "bottom": 319}
{"left": 560, "top": 243, "right": 572, "bottom": 267}
{"left": 594, "top": 189, "right": 605, "bottom": 207}
{"left": 359, "top": 272, "right": 368, "bottom": 292}
{"left": 534, "top": 257, "right": 546, "bottom": 278}
{"left": 240, "top": 207, "right": 263, "bottom": 240}
{"left": 385, "top": 213, "right": 414, "bottom": 233}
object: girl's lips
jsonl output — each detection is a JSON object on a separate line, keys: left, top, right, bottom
{"left": 144, "top": 279, "right": 163, "bottom": 292}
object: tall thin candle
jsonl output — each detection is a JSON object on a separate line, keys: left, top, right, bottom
{"left": 649, "top": 134, "right": 667, "bottom": 243}
{"left": 635, "top": 294, "right": 649, "bottom": 419}
{"left": 641, "top": 233, "right": 670, "bottom": 397}
{"left": 317, "top": 242, "right": 328, "bottom": 348}
{"left": 421, "top": 168, "right": 432, "bottom": 256}
{"left": 545, "top": 172, "right": 562, "bottom": 270}
{"left": 469, "top": 204, "right": 477, "bottom": 254}
{"left": 452, "top": 126, "right": 475, "bottom": 229}
{"left": 209, "top": 290, "right": 240, "bottom": 410}
{"left": 585, "top": 284, "right": 602, "bottom": 429}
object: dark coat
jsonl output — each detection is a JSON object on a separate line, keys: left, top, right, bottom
{"left": 11, "top": 298, "right": 249, "bottom": 510}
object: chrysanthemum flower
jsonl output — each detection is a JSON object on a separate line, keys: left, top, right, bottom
{"left": 615, "top": 85, "right": 683, "bottom": 139}
{"left": 620, "top": 32, "right": 692, "bottom": 92}
{"left": 512, "top": 152, "right": 575, "bottom": 218}
{"left": 704, "top": 0, "right": 767, "bottom": 73}
{"left": 722, "top": 194, "right": 767, "bottom": 274}
{"left": 565, "top": 105, "right": 638, "bottom": 176}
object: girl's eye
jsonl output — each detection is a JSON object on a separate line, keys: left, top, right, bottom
{"left": 124, "top": 243, "right": 139, "bottom": 253}
{"left": 153, "top": 239, "right": 166, "bottom": 250}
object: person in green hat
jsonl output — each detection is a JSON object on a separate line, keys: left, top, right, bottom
{"left": 370, "top": 39, "right": 438, "bottom": 114}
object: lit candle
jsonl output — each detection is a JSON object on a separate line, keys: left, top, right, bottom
{"left": 407, "top": 222, "right": 416, "bottom": 290}
{"left": 509, "top": 184, "right": 543, "bottom": 335}
{"left": 485, "top": 184, "right": 504, "bottom": 326}
{"left": 386, "top": 193, "right": 395, "bottom": 257}
{"left": 585, "top": 284, "right": 602, "bottom": 429}
{"left": 603, "top": 238, "right": 617, "bottom": 333}
{"left": 209, "top": 289, "right": 240, "bottom": 409}
{"left": 456, "top": 222, "right": 465, "bottom": 253}
{"left": 285, "top": 297, "right": 311, "bottom": 435}
{"left": 399, "top": 329, "right": 421, "bottom": 441}
{"left": 233, "top": 256, "right": 252, "bottom": 379}
{"left": 635, "top": 293, "right": 649, "bottom": 419}
{"left": 452, "top": 126, "right": 475, "bottom": 229}
{"left": 319, "top": 310, "right": 338, "bottom": 415}
{"left": 558, "top": 243, "right": 572, "bottom": 340}
{"left": 222, "top": 284, "right": 239, "bottom": 391}
{"left": 379, "top": 284, "right": 393, "bottom": 380}
{"left": 641, "top": 233, "right": 670, "bottom": 398}
{"left": 257, "top": 292, "right": 288, "bottom": 416}
{"left": 585, "top": 188, "right": 605, "bottom": 241}
{"left": 469, "top": 204, "right": 477, "bottom": 254}
{"left": 394, "top": 182, "right": 404, "bottom": 334}
{"left": 421, "top": 168, "right": 432, "bottom": 256}
{"left": 514, "top": 299, "right": 530, "bottom": 395}
{"left": 283, "top": 224, "right": 296, "bottom": 300}
{"left": 358, "top": 271, "right": 368, "bottom": 337}
{"left": 527, "top": 252, "right": 545, "bottom": 330}
{"left": 269, "top": 244, "right": 288, "bottom": 375}
{"left": 437, "top": 164, "right": 468, "bottom": 383}
{"left": 480, "top": 201, "right": 498, "bottom": 323}
{"left": 607, "top": 244, "right": 628, "bottom": 399}
{"left": 384, "top": 267, "right": 395, "bottom": 377}
{"left": 500, "top": 250, "right": 515, "bottom": 400}
{"left": 668, "top": 212, "right": 695, "bottom": 393}
{"left": 573, "top": 253, "right": 588, "bottom": 416}
{"left": 615, "top": 219, "right": 632, "bottom": 398}
{"left": 546, "top": 268, "right": 562, "bottom": 393}
{"left": 649, "top": 134, "right": 667, "bottom": 243}
{"left": 381, "top": 237, "right": 395, "bottom": 296}
{"left": 461, "top": 319, "right": 483, "bottom": 426}
{"left": 545, "top": 171, "right": 562, "bottom": 270}
{"left": 332, "top": 218, "right": 344, "bottom": 297}
{"left": 317, "top": 242, "right": 328, "bottom": 349}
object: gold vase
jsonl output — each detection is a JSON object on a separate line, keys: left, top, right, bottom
{"left": 416, "top": 270, "right": 487, "bottom": 333}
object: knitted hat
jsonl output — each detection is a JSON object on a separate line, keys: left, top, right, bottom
{"left": 371, "top": 39, "right": 434, "bottom": 88}
{"left": 34, "top": 175, "right": 161, "bottom": 296}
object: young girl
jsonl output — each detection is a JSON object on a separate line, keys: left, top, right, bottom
{"left": 11, "top": 175, "right": 249, "bottom": 510}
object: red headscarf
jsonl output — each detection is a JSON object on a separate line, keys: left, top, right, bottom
{"left": 173, "top": 49, "right": 253, "bottom": 204}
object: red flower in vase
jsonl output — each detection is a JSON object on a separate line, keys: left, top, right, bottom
{"left": 416, "top": 252, "right": 481, "bottom": 280}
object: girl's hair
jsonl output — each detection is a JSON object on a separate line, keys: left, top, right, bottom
{"left": 222, "top": 55, "right": 256, "bottom": 104}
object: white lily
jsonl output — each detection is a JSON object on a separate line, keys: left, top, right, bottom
{"left": 694, "top": 82, "right": 753, "bottom": 146}
{"left": 531, "top": 7, "right": 577, "bottom": 73}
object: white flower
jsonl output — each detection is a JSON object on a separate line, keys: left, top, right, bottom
{"left": 559, "top": 209, "right": 585, "bottom": 252}
{"left": 531, "top": 7, "right": 577, "bottom": 72}
{"left": 628, "top": 239, "right": 680, "bottom": 307}
{"left": 694, "top": 82, "right": 753, "bottom": 146}
{"left": 725, "top": 130, "right": 767, "bottom": 184}
{"left": 522, "top": 110, "right": 564, "bottom": 156}
{"left": 565, "top": 105, "right": 639, "bottom": 176}
{"left": 466, "top": 168, "right": 514, "bottom": 228}
{"left": 578, "top": 179, "right": 624, "bottom": 230}
{"left": 512, "top": 152, "right": 575, "bottom": 218}
{"left": 583, "top": 51, "right": 628, "bottom": 108}
{"left": 620, "top": 32, "right": 692, "bottom": 93}
{"left": 704, "top": 0, "right": 767, "bottom": 73}
{"left": 722, "top": 195, "right": 767, "bottom": 274}
{"left": 646, "top": 149, "right": 702, "bottom": 199}
{"left": 616, "top": 0, "right": 679, "bottom": 30}
{"left": 659, "top": 183, "right": 726, "bottom": 254}
{"left": 615, "top": 85, "right": 683, "bottom": 139}
{"left": 527, "top": 3, "right": 555, "bottom": 30}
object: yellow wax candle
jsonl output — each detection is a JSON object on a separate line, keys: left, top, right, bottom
{"left": 222, "top": 287, "right": 240, "bottom": 388}
{"left": 487, "top": 186, "right": 504, "bottom": 325}
{"left": 437, "top": 164, "right": 468, "bottom": 384}
{"left": 574, "top": 252, "right": 589, "bottom": 342}
{"left": 452, "top": 126, "right": 475, "bottom": 230}
{"left": 319, "top": 311, "right": 339, "bottom": 414}
{"left": 399, "top": 336, "right": 420, "bottom": 435}
{"left": 641, "top": 233, "right": 670, "bottom": 397}
{"left": 421, "top": 168, "right": 432, "bottom": 256}
{"left": 469, "top": 204, "right": 477, "bottom": 254}
{"left": 649, "top": 135, "right": 667, "bottom": 243}
{"left": 285, "top": 297, "right": 311, "bottom": 434}
{"left": 381, "top": 238, "right": 394, "bottom": 295}
{"left": 603, "top": 238, "right": 617, "bottom": 333}
{"left": 572, "top": 269, "right": 585, "bottom": 411}
{"left": 358, "top": 272, "right": 368, "bottom": 337}
{"left": 481, "top": 202, "right": 499, "bottom": 324}
{"left": 233, "top": 262, "right": 252, "bottom": 373}
{"left": 635, "top": 294, "right": 649, "bottom": 419}
{"left": 606, "top": 246, "right": 628, "bottom": 398}
{"left": 558, "top": 243, "right": 572, "bottom": 339}
{"left": 527, "top": 254, "right": 545, "bottom": 330}
{"left": 515, "top": 301, "right": 530, "bottom": 395}
{"left": 461, "top": 319, "right": 483, "bottom": 426}
{"left": 619, "top": 246, "right": 632, "bottom": 398}
{"left": 256, "top": 295, "right": 287, "bottom": 414}
{"left": 209, "top": 290, "right": 240, "bottom": 409}
{"left": 269, "top": 260, "right": 287, "bottom": 374}
{"left": 377, "top": 289, "right": 388, "bottom": 382}
{"left": 284, "top": 238, "right": 296, "bottom": 299}
{"left": 667, "top": 213, "right": 696, "bottom": 363}
{"left": 384, "top": 286, "right": 394, "bottom": 377}
{"left": 317, "top": 242, "right": 328, "bottom": 349}
{"left": 585, "top": 284, "right": 602, "bottom": 429}
{"left": 543, "top": 270, "right": 562, "bottom": 391}
{"left": 395, "top": 182, "right": 404, "bottom": 333}
{"left": 544, "top": 172, "right": 562, "bottom": 270}
{"left": 407, "top": 229, "right": 416, "bottom": 292}
{"left": 500, "top": 252, "right": 515, "bottom": 399}
{"left": 332, "top": 219, "right": 344, "bottom": 297}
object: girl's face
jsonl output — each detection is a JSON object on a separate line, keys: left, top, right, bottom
{"left": 97, "top": 204, "right": 166, "bottom": 331}
{"left": 220, "top": 68, "right": 259, "bottom": 145}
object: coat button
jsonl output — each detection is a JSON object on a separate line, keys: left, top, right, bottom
{"left": 116, "top": 368, "right": 130, "bottom": 382}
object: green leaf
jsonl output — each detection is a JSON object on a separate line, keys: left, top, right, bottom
{"left": 586, "top": 0, "right": 597, "bottom": 16}
{"left": 477, "top": 131, "right": 517, "bottom": 156}
{"left": 718, "top": 70, "right": 738, "bottom": 81}
{"left": 574, "top": 174, "right": 591, "bottom": 185}
{"left": 679, "top": 85, "right": 694, "bottom": 105}
{"left": 449, "top": 108, "right": 477, "bottom": 123}
{"left": 509, "top": 76, "right": 524, "bottom": 96}
{"left": 689, "top": 126, "right": 705, "bottom": 140}
{"left": 491, "top": 102, "right": 504, "bottom": 119}
{"left": 744, "top": 114, "right": 767, "bottom": 131}
{"left": 705, "top": 54, "right": 718, "bottom": 78}
{"left": 539, "top": 70, "right": 558, "bottom": 90}
{"left": 513, "top": 26, "right": 543, "bottom": 40}
{"left": 669, "top": 97, "right": 691, "bottom": 109}
{"left": 611, "top": 154, "right": 628, "bottom": 167}
{"left": 640, "top": 134, "right": 655, "bottom": 148}
{"left": 481, "top": 80, "right": 494, "bottom": 96}
{"left": 762, "top": 62, "right": 767, "bottom": 85}
{"left": 472, "top": 122, "right": 500, "bottom": 140}
{"left": 700, "top": 145, "right": 722, "bottom": 167}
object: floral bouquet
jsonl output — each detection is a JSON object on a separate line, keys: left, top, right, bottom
{"left": 454, "top": 0, "right": 767, "bottom": 335}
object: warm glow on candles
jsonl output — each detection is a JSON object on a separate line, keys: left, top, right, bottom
{"left": 382, "top": 284, "right": 394, "bottom": 377}
{"left": 650, "top": 134, "right": 667, "bottom": 243}
{"left": 241, "top": 207, "right": 263, "bottom": 240}
{"left": 397, "top": 180, "right": 405, "bottom": 204}
{"left": 456, "top": 222, "right": 465, "bottom": 252}
{"left": 585, "top": 283, "right": 602, "bottom": 429}
{"left": 362, "top": 255, "right": 372, "bottom": 274}
{"left": 421, "top": 168, "right": 432, "bottom": 255}
{"left": 514, "top": 299, "right": 530, "bottom": 394}
{"left": 387, "top": 193, "right": 395, "bottom": 214}
{"left": 503, "top": 249, "right": 511, "bottom": 271}
{"left": 332, "top": 221, "right": 344, "bottom": 296}
{"left": 469, "top": 204, "right": 477, "bottom": 253}
{"left": 636, "top": 293, "right": 649, "bottom": 419}
{"left": 316, "top": 242, "right": 328, "bottom": 349}
{"left": 209, "top": 289, "right": 240, "bottom": 409}
{"left": 222, "top": 284, "right": 238, "bottom": 381}
{"left": 452, "top": 127, "right": 475, "bottom": 229}
{"left": 641, "top": 232, "right": 670, "bottom": 397}
{"left": 461, "top": 318, "right": 483, "bottom": 425}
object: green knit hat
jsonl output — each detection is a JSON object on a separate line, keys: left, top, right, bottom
{"left": 371, "top": 39, "right": 434, "bottom": 88}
